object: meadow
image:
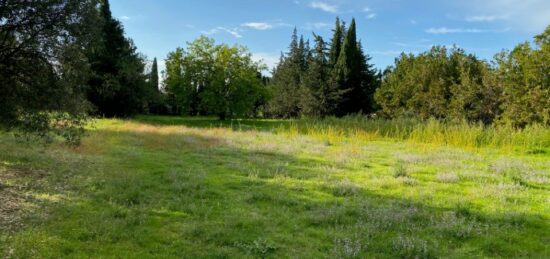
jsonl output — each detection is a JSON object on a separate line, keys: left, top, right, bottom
{"left": 1, "top": 116, "right": 549, "bottom": 258}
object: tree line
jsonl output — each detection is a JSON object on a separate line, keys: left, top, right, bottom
{"left": 1, "top": 0, "right": 161, "bottom": 143}
{"left": 375, "top": 28, "right": 550, "bottom": 128}
{"left": 1, "top": 0, "right": 550, "bottom": 144}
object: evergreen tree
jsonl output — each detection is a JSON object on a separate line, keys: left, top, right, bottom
{"left": 300, "top": 34, "right": 337, "bottom": 116}
{"left": 328, "top": 17, "right": 344, "bottom": 68}
{"left": 267, "top": 29, "right": 305, "bottom": 118}
{"left": 150, "top": 58, "right": 159, "bottom": 94}
{"left": 333, "top": 18, "right": 366, "bottom": 116}
{"left": 147, "top": 57, "right": 166, "bottom": 114}
{"left": 86, "top": 0, "right": 147, "bottom": 117}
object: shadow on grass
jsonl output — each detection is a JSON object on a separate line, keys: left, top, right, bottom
{"left": 1, "top": 126, "right": 549, "bottom": 258}
{"left": 132, "top": 115, "right": 294, "bottom": 132}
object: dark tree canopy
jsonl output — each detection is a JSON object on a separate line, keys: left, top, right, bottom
{"left": 0, "top": 0, "right": 98, "bottom": 143}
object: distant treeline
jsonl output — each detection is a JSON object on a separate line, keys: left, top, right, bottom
{"left": 1, "top": 0, "right": 549, "bottom": 143}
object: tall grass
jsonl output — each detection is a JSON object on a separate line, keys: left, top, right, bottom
{"left": 276, "top": 116, "right": 550, "bottom": 152}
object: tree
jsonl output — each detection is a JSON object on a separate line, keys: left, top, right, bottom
{"left": 300, "top": 34, "right": 340, "bottom": 116}
{"left": 146, "top": 57, "right": 165, "bottom": 114}
{"left": 267, "top": 29, "right": 306, "bottom": 118}
{"left": 497, "top": 25, "right": 550, "bottom": 127}
{"left": 86, "top": 0, "right": 147, "bottom": 117}
{"left": 201, "top": 44, "right": 266, "bottom": 120}
{"left": 328, "top": 17, "right": 345, "bottom": 68}
{"left": 374, "top": 46, "right": 498, "bottom": 123}
{"left": 333, "top": 18, "right": 366, "bottom": 116}
{"left": 163, "top": 36, "right": 266, "bottom": 119}
{"left": 0, "top": 0, "right": 97, "bottom": 144}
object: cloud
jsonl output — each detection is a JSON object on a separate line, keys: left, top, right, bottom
{"left": 425, "top": 27, "right": 510, "bottom": 34}
{"left": 119, "top": 16, "right": 130, "bottom": 21}
{"left": 242, "top": 22, "right": 273, "bottom": 30}
{"left": 303, "top": 22, "right": 331, "bottom": 30}
{"left": 310, "top": 1, "right": 338, "bottom": 13}
{"left": 241, "top": 22, "right": 291, "bottom": 30}
{"left": 362, "top": 6, "right": 377, "bottom": 19}
{"left": 252, "top": 52, "right": 280, "bottom": 74}
{"left": 202, "top": 27, "right": 243, "bottom": 38}
{"left": 458, "top": 0, "right": 550, "bottom": 32}
{"left": 465, "top": 15, "right": 507, "bottom": 22}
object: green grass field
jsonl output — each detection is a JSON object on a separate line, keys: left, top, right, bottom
{"left": 1, "top": 116, "right": 549, "bottom": 258}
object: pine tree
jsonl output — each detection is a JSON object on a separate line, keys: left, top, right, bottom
{"left": 332, "top": 18, "right": 371, "bottom": 116}
{"left": 267, "top": 28, "right": 305, "bottom": 118}
{"left": 301, "top": 34, "right": 333, "bottom": 116}
{"left": 328, "top": 17, "right": 344, "bottom": 68}
{"left": 86, "top": 0, "right": 147, "bottom": 117}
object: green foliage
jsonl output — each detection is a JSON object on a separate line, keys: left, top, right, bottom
{"left": 0, "top": 0, "right": 95, "bottom": 144}
{"left": 375, "top": 46, "right": 499, "bottom": 124}
{"left": 496, "top": 25, "right": 550, "bottom": 127}
{"left": 86, "top": 0, "right": 148, "bottom": 117}
{"left": 163, "top": 36, "right": 266, "bottom": 119}
{"left": 269, "top": 18, "right": 379, "bottom": 118}
{"left": 267, "top": 29, "right": 308, "bottom": 118}
{"left": 376, "top": 26, "right": 550, "bottom": 127}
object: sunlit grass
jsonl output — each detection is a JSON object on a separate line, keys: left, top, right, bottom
{"left": 1, "top": 116, "right": 549, "bottom": 258}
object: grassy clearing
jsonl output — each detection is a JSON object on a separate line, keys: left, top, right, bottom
{"left": 1, "top": 116, "right": 549, "bottom": 258}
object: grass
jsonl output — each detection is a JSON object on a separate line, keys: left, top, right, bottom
{"left": 1, "top": 115, "right": 549, "bottom": 258}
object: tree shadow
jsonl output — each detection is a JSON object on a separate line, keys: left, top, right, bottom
{"left": 1, "top": 126, "right": 549, "bottom": 258}
{"left": 132, "top": 115, "right": 294, "bottom": 132}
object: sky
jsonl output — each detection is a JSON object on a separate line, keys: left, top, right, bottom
{"left": 109, "top": 0, "right": 550, "bottom": 75}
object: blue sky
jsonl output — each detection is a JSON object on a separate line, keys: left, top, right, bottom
{"left": 110, "top": 0, "right": 550, "bottom": 74}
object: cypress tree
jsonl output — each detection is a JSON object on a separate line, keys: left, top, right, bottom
{"left": 87, "top": 0, "right": 147, "bottom": 117}
{"left": 333, "top": 18, "right": 365, "bottom": 116}
{"left": 150, "top": 58, "right": 159, "bottom": 93}
{"left": 328, "top": 17, "right": 344, "bottom": 68}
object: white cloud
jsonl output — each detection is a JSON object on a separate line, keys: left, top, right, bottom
{"left": 242, "top": 22, "right": 274, "bottom": 30}
{"left": 303, "top": 22, "right": 331, "bottom": 30}
{"left": 202, "top": 27, "right": 243, "bottom": 38}
{"left": 119, "top": 16, "right": 130, "bottom": 21}
{"left": 465, "top": 15, "right": 507, "bottom": 22}
{"left": 241, "top": 22, "right": 291, "bottom": 30}
{"left": 252, "top": 52, "right": 280, "bottom": 74}
{"left": 425, "top": 27, "right": 510, "bottom": 34}
{"left": 310, "top": 1, "right": 338, "bottom": 13}
{"left": 458, "top": 0, "right": 550, "bottom": 32}
{"left": 362, "top": 6, "right": 377, "bottom": 19}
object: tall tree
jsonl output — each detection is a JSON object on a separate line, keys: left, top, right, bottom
{"left": 300, "top": 34, "right": 342, "bottom": 116}
{"left": 150, "top": 58, "right": 159, "bottom": 94}
{"left": 86, "top": 0, "right": 147, "bottom": 117}
{"left": 267, "top": 29, "right": 305, "bottom": 118}
{"left": 333, "top": 18, "right": 366, "bottom": 115}
{"left": 164, "top": 36, "right": 266, "bottom": 119}
{"left": 328, "top": 17, "right": 344, "bottom": 68}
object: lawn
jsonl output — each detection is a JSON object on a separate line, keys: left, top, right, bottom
{"left": 1, "top": 116, "right": 549, "bottom": 258}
